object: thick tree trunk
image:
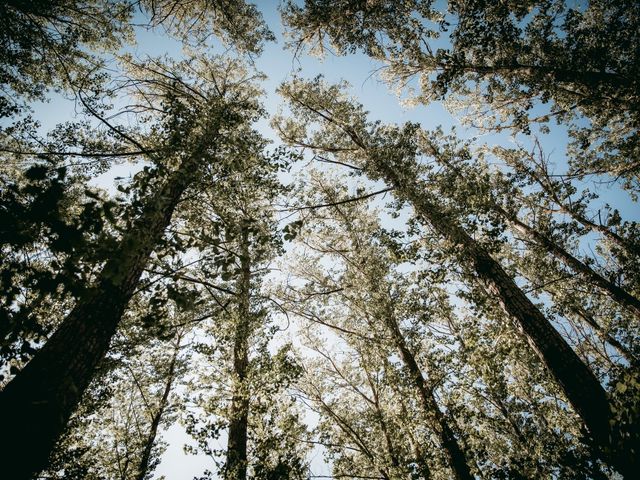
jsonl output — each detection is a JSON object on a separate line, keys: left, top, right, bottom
{"left": 366, "top": 157, "right": 613, "bottom": 456}
{"left": 0, "top": 152, "right": 203, "bottom": 480}
{"left": 382, "top": 311, "right": 474, "bottom": 480}
{"left": 135, "top": 332, "right": 182, "bottom": 480}
{"left": 225, "top": 228, "right": 252, "bottom": 480}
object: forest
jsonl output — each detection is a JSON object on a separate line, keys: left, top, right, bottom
{"left": 0, "top": 0, "right": 638, "bottom": 479}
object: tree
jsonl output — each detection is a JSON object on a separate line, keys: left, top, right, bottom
{"left": 274, "top": 77, "right": 634, "bottom": 475}
{"left": 0, "top": 54, "right": 266, "bottom": 479}
{"left": 281, "top": 174, "right": 475, "bottom": 479}
{"left": 174, "top": 139, "right": 309, "bottom": 479}
{"left": 418, "top": 136, "right": 640, "bottom": 320}
{"left": 41, "top": 298, "right": 190, "bottom": 480}
{"left": 282, "top": 0, "right": 640, "bottom": 187}
{"left": 280, "top": 170, "right": 608, "bottom": 478}
{"left": 0, "top": 0, "right": 272, "bottom": 118}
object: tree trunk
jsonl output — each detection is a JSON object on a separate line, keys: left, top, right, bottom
{"left": 568, "top": 306, "right": 639, "bottom": 367}
{"left": 364, "top": 370, "right": 402, "bottom": 470}
{"left": 365, "top": 156, "right": 613, "bottom": 456}
{"left": 225, "top": 227, "right": 252, "bottom": 480}
{"left": 553, "top": 202, "right": 640, "bottom": 259}
{"left": 502, "top": 207, "right": 640, "bottom": 319}
{"left": 519, "top": 159, "right": 640, "bottom": 259}
{"left": 135, "top": 332, "right": 183, "bottom": 480}
{"left": 382, "top": 310, "right": 475, "bottom": 480}
{"left": 0, "top": 151, "right": 203, "bottom": 480}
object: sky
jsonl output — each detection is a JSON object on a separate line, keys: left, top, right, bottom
{"left": 10, "top": 1, "right": 638, "bottom": 478}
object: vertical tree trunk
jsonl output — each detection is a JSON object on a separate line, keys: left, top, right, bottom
{"left": 225, "top": 227, "right": 252, "bottom": 480}
{"left": 315, "top": 393, "right": 393, "bottom": 480}
{"left": 364, "top": 371, "right": 402, "bottom": 470}
{"left": 405, "top": 427, "right": 432, "bottom": 480}
{"left": 366, "top": 155, "right": 613, "bottom": 456}
{"left": 381, "top": 310, "right": 475, "bottom": 480}
{"left": 135, "top": 331, "right": 183, "bottom": 480}
{"left": 0, "top": 151, "right": 204, "bottom": 480}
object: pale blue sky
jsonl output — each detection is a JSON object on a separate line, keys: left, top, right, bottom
{"left": 9, "top": 1, "right": 637, "bottom": 478}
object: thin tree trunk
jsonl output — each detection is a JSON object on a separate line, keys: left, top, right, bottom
{"left": 331, "top": 191, "right": 468, "bottom": 477}
{"left": 569, "top": 306, "right": 639, "bottom": 367}
{"left": 364, "top": 370, "right": 401, "bottom": 470}
{"left": 522, "top": 159, "right": 640, "bottom": 258}
{"left": 382, "top": 311, "right": 475, "bottom": 480}
{"left": 554, "top": 203, "right": 640, "bottom": 259}
{"left": 436, "top": 146, "right": 640, "bottom": 318}
{"left": 407, "top": 430, "right": 432, "bottom": 480}
{"left": 314, "top": 392, "right": 392, "bottom": 480}
{"left": 0, "top": 150, "right": 205, "bottom": 480}
{"left": 502, "top": 207, "right": 640, "bottom": 319}
{"left": 225, "top": 227, "right": 251, "bottom": 480}
{"left": 135, "top": 332, "right": 183, "bottom": 480}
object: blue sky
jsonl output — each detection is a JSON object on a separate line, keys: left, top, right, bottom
{"left": 10, "top": 1, "right": 638, "bottom": 478}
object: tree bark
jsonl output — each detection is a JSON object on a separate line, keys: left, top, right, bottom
{"left": 225, "top": 227, "right": 252, "bottom": 480}
{"left": 135, "top": 332, "right": 183, "bottom": 480}
{"left": 0, "top": 150, "right": 204, "bottom": 480}
{"left": 382, "top": 309, "right": 474, "bottom": 480}
{"left": 365, "top": 155, "right": 613, "bottom": 456}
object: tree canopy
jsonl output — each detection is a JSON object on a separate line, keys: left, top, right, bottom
{"left": 0, "top": 1, "right": 638, "bottom": 479}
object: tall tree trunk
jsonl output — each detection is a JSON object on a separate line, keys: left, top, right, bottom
{"left": 225, "top": 227, "right": 251, "bottom": 480}
{"left": 314, "top": 391, "right": 392, "bottom": 480}
{"left": 552, "top": 201, "right": 640, "bottom": 259}
{"left": 516, "top": 157, "right": 640, "bottom": 259}
{"left": 364, "top": 154, "right": 613, "bottom": 457}
{"left": 569, "top": 306, "right": 639, "bottom": 367}
{"left": 500, "top": 206, "right": 640, "bottom": 319}
{"left": 381, "top": 309, "right": 475, "bottom": 480}
{"left": 406, "top": 427, "right": 432, "bottom": 480}
{"left": 364, "top": 370, "right": 402, "bottom": 470}
{"left": 0, "top": 151, "right": 205, "bottom": 480}
{"left": 135, "top": 331, "right": 183, "bottom": 480}
{"left": 435, "top": 147, "right": 640, "bottom": 318}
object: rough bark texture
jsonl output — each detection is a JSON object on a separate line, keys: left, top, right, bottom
{"left": 0, "top": 151, "right": 203, "bottom": 480}
{"left": 135, "top": 333, "right": 182, "bottom": 480}
{"left": 225, "top": 228, "right": 251, "bottom": 480}
{"left": 366, "top": 156, "right": 613, "bottom": 456}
